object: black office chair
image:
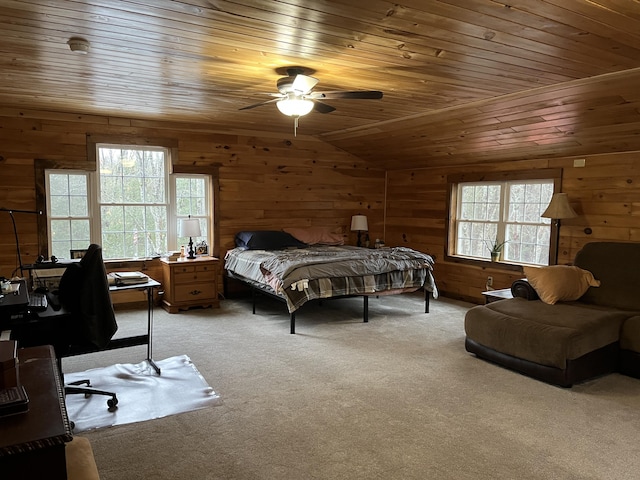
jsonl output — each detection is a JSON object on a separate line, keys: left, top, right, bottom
{"left": 54, "top": 243, "right": 119, "bottom": 410}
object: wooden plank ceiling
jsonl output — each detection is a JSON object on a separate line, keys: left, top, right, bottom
{"left": 1, "top": 0, "right": 640, "bottom": 169}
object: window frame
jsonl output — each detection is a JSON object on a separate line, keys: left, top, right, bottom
{"left": 35, "top": 134, "right": 220, "bottom": 261}
{"left": 96, "top": 143, "right": 171, "bottom": 259}
{"left": 445, "top": 169, "right": 562, "bottom": 269}
{"left": 45, "top": 169, "right": 95, "bottom": 260}
{"left": 170, "top": 173, "right": 213, "bottom": 253}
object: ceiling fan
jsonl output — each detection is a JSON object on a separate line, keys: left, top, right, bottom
{"left": 239, "top": 67, "right": 383, "bottom": 135}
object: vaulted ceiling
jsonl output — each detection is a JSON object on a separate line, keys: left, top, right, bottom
{"left": 2, "top": 1, "right": 640, "bottom": 169}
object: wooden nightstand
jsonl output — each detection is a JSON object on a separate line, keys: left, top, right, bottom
{"left": 160, "top": 256, "right": 220, "bottom": 313}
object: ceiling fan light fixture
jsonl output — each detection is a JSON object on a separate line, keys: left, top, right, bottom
{"left": 276, "top": 96, "right": 314, "bottom": 117}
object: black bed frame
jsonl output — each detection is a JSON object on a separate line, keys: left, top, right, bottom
{"left": 226, "top": 271, "right": 430, "bottom": 334}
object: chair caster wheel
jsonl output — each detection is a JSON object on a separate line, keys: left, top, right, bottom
{"left": 107, "top": 396, "right": 118, "bottom": 410}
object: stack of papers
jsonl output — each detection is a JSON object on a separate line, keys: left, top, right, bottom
{"left": 111, "top": 271, "right": 149, "bottom": 286}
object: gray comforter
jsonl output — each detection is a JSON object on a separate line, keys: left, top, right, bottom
{"left": 258, "top": 245, "right": 433, "bottom": 289}
{"left": 225, "top": 245, "right": 437, "bottom": 312}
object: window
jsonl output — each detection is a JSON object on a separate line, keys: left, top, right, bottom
{"left": 44, "top": 143, "right": 212, "bottom": 261}
{"left": 46, "top": 171, "right": 92, "bottom": 259}
{"left": 174, "top": 176, "right": 210, "bottom": 251}
{"left": 448, "top": 171, "right": 559, "bottom": 266}
{"left": 98, "top": 145, "right": 168, "bottom": 259}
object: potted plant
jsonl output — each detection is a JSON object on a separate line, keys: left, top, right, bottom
{"left": 486, "top": 238, "right": 507, "bottom": 262}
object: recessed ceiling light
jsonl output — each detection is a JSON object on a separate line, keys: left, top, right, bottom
{"left": 67, "top": 37, "right": 90, "bottom": 54}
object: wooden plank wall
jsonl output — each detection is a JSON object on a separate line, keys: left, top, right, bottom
{"left": 2, "top": 107, "right": 639, "bottom": 306}
{"left": 386, "top": 151, "right": 640, "bottom": 304}
{"left": 0, "top": 108, "right": 385, "bottom": 292}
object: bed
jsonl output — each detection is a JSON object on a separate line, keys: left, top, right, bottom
{"left": 224, "top": 229, "right": 437, "bottom": 333}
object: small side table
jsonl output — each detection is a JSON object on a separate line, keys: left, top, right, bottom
{"left": 161, "top": 256, "right": 220, "bottom": 313}
{"left": 481, "top": 288, "right": 513, "bottom": 304}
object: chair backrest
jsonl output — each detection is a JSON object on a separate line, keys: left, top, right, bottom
{"left": 58, "top": 244, "right": 118, "bottom": 349}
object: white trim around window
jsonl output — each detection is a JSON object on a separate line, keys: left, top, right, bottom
{"left": 446, "top": 169, "right": 562, "bottom": 268}
{"left": 43, "top": 146, "right": 212, "bottom": 261}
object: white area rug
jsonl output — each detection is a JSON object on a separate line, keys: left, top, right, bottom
{"left": 64, "top": 355, "right": 222, "bottom": 433}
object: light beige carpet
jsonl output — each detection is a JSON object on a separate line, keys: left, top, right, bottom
{"left": 61, "top": 293, "right": 640, "bottom": 479}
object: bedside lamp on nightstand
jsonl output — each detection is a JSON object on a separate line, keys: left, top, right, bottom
{"left": 351, "top": 214, "right": 369, "bottom": 248}
{"left": 180, "top": 216, "right": 201, "bottom": 259}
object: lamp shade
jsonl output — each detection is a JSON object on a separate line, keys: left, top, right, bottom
{"left": 541, "top": 193, "right": 577, "bottom": 220}
{"left": 350, "top": 215, "right": 369, "bottom": 232}
{"left": 179, "top": 218, "right": 201, "bottom": 237}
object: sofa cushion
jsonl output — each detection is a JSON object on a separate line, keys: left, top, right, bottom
{"left": 620, "top": 316, "right": 640, "bottom": 352}
{"left": 523, "top": 265, "right": 600, "bottom": 305}
{"left": 464, "top": 298, "right": 630, "bottom": 369}
{"left": 574, "top": 242, "right": 640, "bottom": 311}
{"left": 66, "top": 436, "right": 100, "bottom": 480}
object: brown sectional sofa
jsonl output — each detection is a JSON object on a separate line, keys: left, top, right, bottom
{"left": 464, "top": 242, "right": 640, "bottom": 387}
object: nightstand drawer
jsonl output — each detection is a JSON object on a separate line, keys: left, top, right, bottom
{"left": 173, "top": 265, "right": 196, "bottom": 274}
{"left": 173, "top": 264, "right": 216, "bottom": 274}
{"left": 174, "top": 283, "right": 217, "bottom": 302}
{"left": 175, "top": 269, "right": 216, "bottom": 284}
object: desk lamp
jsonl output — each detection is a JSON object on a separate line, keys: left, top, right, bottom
{"left": 179, "top": 216, "right": 201, "bottom": 259}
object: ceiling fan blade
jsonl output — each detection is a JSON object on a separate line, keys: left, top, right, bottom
{"left": 291, "top": 74, "right": 319, "bottom": 94}
{"left": 314, "top": 90, "right": 383, "bottom": 100}
{"left": 313, "top": 101, "right": 336, "bottom": 114}
{"left": 238, "top": 98, "right": 279, "bottom": 111}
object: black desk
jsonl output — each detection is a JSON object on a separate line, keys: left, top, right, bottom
{"left": 0, "top": 279, "right": 162, "bottom": 375}
{"left": 0, "top": 280, "right": 41, "bottom": 338}
{"left": 0, "top": 279, "right": 29, "bottom": 314}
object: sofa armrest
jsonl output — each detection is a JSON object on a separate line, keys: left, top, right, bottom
{"left": 511, "top": 278, "right": 539, "bottom": 301}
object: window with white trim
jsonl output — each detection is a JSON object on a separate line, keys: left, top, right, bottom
{"left": 453, "top": 179, "right": 554, "bottom": 265}
{"left": 174, "top": 175, "right": 210, "bottom": 251}
{"left": 98, "top": 145, "right": 168, "bottom": 259}
{"left": 46, "top": 171, "right": 92, "bottom": 259}
{"left": 45, "top": 145, "right": 211, "bottom": 260}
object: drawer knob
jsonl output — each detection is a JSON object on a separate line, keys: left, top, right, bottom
{"left": 189, "top": 289, "right": 202, "bottom": 296}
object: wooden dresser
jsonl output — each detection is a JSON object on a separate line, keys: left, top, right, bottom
{"left": 160, "top": 256, "right": 220, "bottom": 313}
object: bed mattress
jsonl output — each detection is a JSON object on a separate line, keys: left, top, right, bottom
{"left": 225, "top": 245, "right": 437, "bottom": 312}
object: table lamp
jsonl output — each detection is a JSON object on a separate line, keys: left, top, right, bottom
{"left": 350, "top": 214, "right": 369, "bottom": 247}
{"left": 180, "top": 216, "right": 201, "bottom": 259}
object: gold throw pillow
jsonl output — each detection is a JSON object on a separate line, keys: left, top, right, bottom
{"left": 523, "top": 265, "right": 600, "bottom": 305}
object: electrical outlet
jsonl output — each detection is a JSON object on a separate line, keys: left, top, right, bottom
{"left": 487, "top": 276, "right": 493, "bottom": 287}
